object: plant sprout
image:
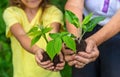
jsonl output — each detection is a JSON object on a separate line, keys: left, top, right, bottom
{"left": 65, "top": 10, "right": 105, "bottom": 44}
{"left": 28, "top": 10, "right": 105, "bottom": 60}
{"left": 28, "top": 24, "right": 76, "bottom": 60}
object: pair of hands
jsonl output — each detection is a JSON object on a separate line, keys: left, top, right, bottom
{"left": 35, "top": 48, "right": 65, "bottom": 71}
{"left": 34, "top": 38, "right": 99, "bottom": 71}
{"left": 62, "top": 38, "right": 99, "bottom": 68}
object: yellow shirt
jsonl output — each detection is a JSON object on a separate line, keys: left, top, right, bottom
{"left": 3, "top": 5, "right": 63, "bottom": 77}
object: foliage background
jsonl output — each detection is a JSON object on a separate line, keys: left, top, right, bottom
{"left": 0, "top": 0, "right": 13, "bottom": 77}
{"left": 0, "top": 0, "right": 72, "bottom": 77}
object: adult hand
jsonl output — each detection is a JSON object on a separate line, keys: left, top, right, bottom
{"left": 35, "top": 49, "right": 54, "bottom": 71}
{"left": 74, "top": 38, "right": 99, "bottom": 68}
{"left": 62, "top": 44, "right": 76, "bottom": 66}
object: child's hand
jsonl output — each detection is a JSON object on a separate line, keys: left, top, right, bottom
{"left": 35, "top": 49, "right": 54, "bottom": 70}
{"left": 54, "top": 52, "right": 65, "bottom": 71}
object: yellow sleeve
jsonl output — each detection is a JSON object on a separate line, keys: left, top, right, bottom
{"left": 3, "top": 7, "right": 20, "bottom": 38}
{"left": 42, "top": 5, "right": 64, "bottom": 27}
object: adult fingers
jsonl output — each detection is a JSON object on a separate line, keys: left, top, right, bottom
{"left": 75, "top": 63, "right": 85, "bottom": 68}
{"left": 64, "top": 54, "right": 75, "bottom": 62}
{"left": 63, "top": 49, "right": 74, "bottom": 55}
{"left": 62, "top": 44, "right": 74, "bottom": 55}
{"left": 75, "top": 55, "right": 90, "bottom": 64}
{"left": 77, "top": 48, "right": 99, "bottom": 59}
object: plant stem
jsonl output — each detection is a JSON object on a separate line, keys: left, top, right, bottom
{"left": 78, "top": 31, "right": 86, "bottom": 44}
{"left": 78, "top": 25, "right": 82, "bottom": 44}
{"left": 43, "top": 34, "right": 48, "bottom": 43}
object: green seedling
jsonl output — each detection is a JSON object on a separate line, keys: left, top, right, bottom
{"left": 28, "top": 10, "right": 105, "bottom": 60}
{"left": 65, "top": 10, "right": 105, "bottom": 52}
{"left": 27, "top": 24, "right": 76, "bottom": 61}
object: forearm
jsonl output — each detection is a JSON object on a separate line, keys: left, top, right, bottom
{"left": 17, "top": 35, "right": 40, "bottom": 54}
{"left": 10, "top": 24, "right": 40, "bottom": 54}
{"left": 66, "top": 21, "right": 81, "bottom": 38}
{"left": 65, "top": 0, "right": 84, "bottom": 37}
{"left": 89, "top": 10, "right": 120, "bottom": 46}
{"left": 65, "top": 0, "right": 84, "bottom": 20}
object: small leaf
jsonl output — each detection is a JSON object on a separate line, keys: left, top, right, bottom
{"left": 28, "top": 31, "right": 41, "bottom": 36}
{"left": 65, "top": 10, "right": 80, "bottom": 28}
{"left": 60, "top": 32, "right": 69, "bottom": 37}
{"left": 49, "top": 32, "right": 76, "bottom": 40}
{"left": 46, "top": 40, "right": 55, "bottom": 60}
{"left": 27, "top": 26, "right": 38, "bottom": 35}
{"left": 62, "top": 36, "right": 76, "bottom": 52}
{"left": 82, "top": 13, "right": 93, "bottom": 25}
{"left": 46, "top": 38, "right": 62, "bottom": 60}
{"left": 84, "top": 16, "right": 105, "bottom": 32}
{"left": 42, "top": 27, "right": 52, "bottom": 34}
{"left": 60, "top": 32, "right": 76, "bottom": 39}
{"left": 39, "top": 25, "right": 44, "bottom": 30}
{"left": 82, "top": 24, "right": 87, "bottom": 32}
{"left": 49, "top": 33, "right": 60, "bottom": 39}
{"left": 31, "top": 34, "right": 42, "bottom": 46}
{"left": 54, "top": 38, "right": 62, "bottom": 54}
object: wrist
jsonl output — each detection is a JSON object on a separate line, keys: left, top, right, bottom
{"left": 31, "top": 46, "right": 42, "bottom": 54}
{"left": 85, "top": 37, "right": 97, "bottom": 46}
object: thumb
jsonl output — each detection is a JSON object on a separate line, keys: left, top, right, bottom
{"left": 59, "top": 52, "right": 64, "bottom": 62}
{"left": 85, "top": 38, "right": 95, "bottom": 53}
{"left": 36, "top": 49, "right": 44, "bottom": 60}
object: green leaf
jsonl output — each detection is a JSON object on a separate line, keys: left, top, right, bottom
{"left": 60, "top": 32, "right": 69, "bottom": 37}
{"left": 82, "top": 13, "right": 93, "bottom": 25}
{"left": 60, "top": 32, "right": 76, "bottom": 39}
{"left": 46, "top": 38, "right": 62, "bottom": 60}
{"left": 49, "top": 32, "right": 72, "bottom": 39}
{"left": 84, "top": 16, "right": 105, "bottom": 32}
{"left": 54, "top": 38, "right": 62, "bottom": 54}
{"left": 31, "top": 34, "right": 42, "bottom": 46}
{"left": 27, "top": 26, "right": 38, "bottom": 35}
{"left": 65, "top": 10, "right": 80, "bottom": 28}
{"left": 82, "top": 24, "right": 87, "bottom": 32}
{"left": 42, "top": 27, "right": 52, "bottom": 34}
{"left": 49, "top": 33, "right": 60, "bottom": 39}
{"left": 62, "top": 36, "right": 76, "bottom": 51}
{"left": 46, "top": 40, "right": 55, "bottom": 60}
{"left": 28, "top": 31, "right": 41, "bottom": 36}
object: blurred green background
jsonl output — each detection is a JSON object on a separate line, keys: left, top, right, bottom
{"left": 0, "top": 0, "right": 72, "bottom": 77}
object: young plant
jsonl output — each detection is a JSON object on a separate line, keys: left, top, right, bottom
{"left": 27, "top": 24, "right": 76, "bottom": 66}
{"left": 65, "top": 10, "right": 105, "bottom": 52}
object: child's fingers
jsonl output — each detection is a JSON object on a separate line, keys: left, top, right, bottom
{"left": 41, "top": 63, "right": 54, "bottom": 69}
{"left": 54, "top": 62, "right": 65, "bottom": 71}
{"left": 35, "top": 55, "right": 54, "bottom": 69}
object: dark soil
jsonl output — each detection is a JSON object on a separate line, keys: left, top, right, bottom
{"left": 65, "top": 39, "right": 87, "bottom": 53}
{"left": 41, "top": 52, "right": 61, "bottom": 67}
{"left": 75, "top": 39, "right": 87, "bottom": 53}
{"left": 41, "top": 52, "right": 51, "bottom": 62}
{"left": 53, "top": 54, "right": 61, "bottom": 66}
